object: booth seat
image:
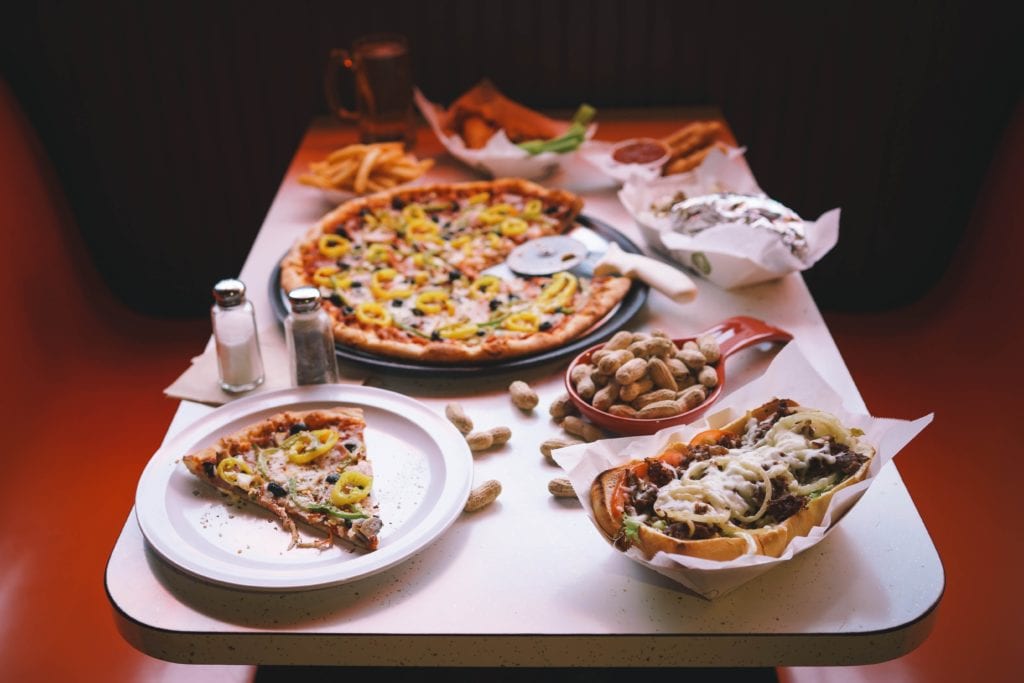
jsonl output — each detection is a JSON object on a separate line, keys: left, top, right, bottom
{"left": 0, "top": 77, "right": 253, "bottom": 682}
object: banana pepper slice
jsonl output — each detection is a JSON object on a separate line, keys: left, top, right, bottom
{"left": 499, "top": 217, "right": 528, "bottom": 237}
{"left": 355, "top": 301, "right": 392, "bottom": 326}
{"left": 439, "top": 322, "right": 479, "bottom": 339}
{"left": 330, "top": 470, "right": 373, "bottom": 506}
{"left": 415, "top": 290, "right": 454, "bottom": 315}
{"left": 283, "top": 428, "right": 340, "bottom": 464}
{"left": 216, "top": 457, "right": 254, "bottom": 485}
{"left": 406, "top": 218, "right": 442, "bottom": 244}
{"left": 469, "top": 274, "right": 502, "bottom": 299}
{"left": 370, "top": 268, "right": 412, "bottom": 300}
{"left": 502, "top": 310, "right": 540, "bottom": 333}
{"left": 537, "top": 272, "right": 578, "bottom": 312}
{"left": 365, "top": 243, "right": 394, "bottom": 264}
{"left": 401, "top": 203, "right": 428, "bottom": 223}
{"left": 317, "top": 233, "right": 351, "bottom": 259}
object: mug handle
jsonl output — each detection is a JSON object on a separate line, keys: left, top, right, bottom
{"left": 324, "top": 48, "right": 359, "bottom": 120}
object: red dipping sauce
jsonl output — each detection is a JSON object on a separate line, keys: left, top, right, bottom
{"left": 611, "top": 139, "right": 669, "bottom": 165}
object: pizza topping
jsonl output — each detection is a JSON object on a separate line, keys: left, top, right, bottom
{"left": 283, "top": 428, "right": 340, "bottom": 464}
{"left": 267, "top": 481, "right": 288, "bottom": 498}
{"left": 439, "top": 321, "right": 479, "bottom": 339}
{"left": 415, "top": 290, "right": 454, "bottom": 315}
{"left": 216, "top": 457, "right": 256, "bottom": 489}
{"left": 370, "top": 269, "right": 412, "bottom": 300}
{"left": 330, "top": 470, "right": 373, "bottom": 506}
{"left": 537, "top": 272, "right": 577, "bottom": 312}
{"left": 355, "top": 301, "right": 392, "bottom": 327}
{"left": 318, "top": 234, "right": 351, "bottom": 259}
{"left": 503, "top": 310, "right": 540, "bottom": 333}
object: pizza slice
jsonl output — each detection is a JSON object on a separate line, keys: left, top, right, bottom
{"left": 183, "top": 407, "right": 381, "bottom": 551}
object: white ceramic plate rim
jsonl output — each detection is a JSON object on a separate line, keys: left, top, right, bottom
{"left": 134, "top": 385, "right": 472, "bottom": 591}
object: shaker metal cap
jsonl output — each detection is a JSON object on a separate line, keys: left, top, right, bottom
{"left": 287, "top": 286, "right": 322, "bottom": 313}
{"left": 212, "top": 278, "right": 246, "bottom": 307}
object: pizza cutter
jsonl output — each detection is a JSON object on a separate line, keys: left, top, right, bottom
{"left": 496, "top": 228, "right": 699, "bottom": 304}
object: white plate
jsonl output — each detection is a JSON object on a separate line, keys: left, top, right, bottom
{"left": 134, "top": 385, "right": 472, "bottom": 591}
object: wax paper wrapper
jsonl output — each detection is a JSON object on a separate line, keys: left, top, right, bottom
{"left": 414, "top": 88, "right": 595, "bottom": 180}
{"left": 553, "top": 342, "right": 932, "bottom": 599}
{"left": 619, "top": 150, "right": 839, "bottom": 289}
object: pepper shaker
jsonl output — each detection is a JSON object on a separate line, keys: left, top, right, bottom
{"left": 211, "top": 278, "right": 265, "bottom": 393}
{"left": 285, "top": 287, "right": 340, "bottom": 386}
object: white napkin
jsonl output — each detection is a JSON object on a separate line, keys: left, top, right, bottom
{"left": 164, "top": 324, "right": 366, "bottom": 406}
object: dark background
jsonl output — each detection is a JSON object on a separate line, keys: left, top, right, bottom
{"left": 1, "top": 0, "right": 1020, "bottom": 316}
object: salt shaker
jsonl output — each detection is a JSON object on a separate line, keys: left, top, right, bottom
{"left": 285, "top": 287, "right": 340, "bottom": 386}
{"left": 211, "top": 278, "right": 265, "bottom": 393}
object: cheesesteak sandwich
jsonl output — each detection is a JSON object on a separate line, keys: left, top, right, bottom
{"left": 590, "top": 399, "right": 874, "bottom": 560}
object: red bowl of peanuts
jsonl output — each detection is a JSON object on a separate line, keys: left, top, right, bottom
{"left": 563, "top": 317, "right": 793, "bottom": 437}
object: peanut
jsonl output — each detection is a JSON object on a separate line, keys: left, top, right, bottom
{"left": 666, "top": 357, "right": 691, "bottom": 381}
{"left": 682, "top": 340, "right": 700, "bottom": 353}
{"left": 590, "top": 349, "right": 612, "bottom": 366}
{"left": 464, "top": 480, "right": 502, "bottom": 512}
{"left": 608, "top": 403, "right": 638, "bottom": 418}
{"left": 562, "top": 415, "right": 605, "bottom": 442}
{"left": 465, "top": 430, "right": 494, "bottom": 451}
{"left": 548, "top": 393, "right": 577, "bottom": 422}
{"left": 540, "top": 436, "right": 583, "bottom": 461}
{"left": 615, "top": 357, "right": 648, "bottom": 385}
{"left": 444, "top": 402, "right": 473, "bottom": 434}
{"left": 678, "top": 384, "right": 708, "bottom": 410}
{"left": 488, "top": 425, "right": 512, "bottom": 446}
{"left": 647, "top": 357, "right": 678, "bottom": 391}
{"left": 590, "top": 371, "right": 610, "bottom": 388}
{"left": 548, "top": 477, "right": 576, "bottom": 498}
{"left": 598, "top": 349, "right": 634, "bottom": 374}
{"left": 678, "top": 347, "right": 708, "bottom": 370}
{"left": 633, "top": 388, "right": 678, "bottom": 409}
{"left": 698, "top": 364, "right": 719, "bottom": 388}
{"left": 577, "top": 374, "right": 598, "bottom": 401}
{"left": 570, "top": 363, "right": 593, "bottom": 385}
{"left": 592, "top": 381, "right": 620, "bottom": 411}
{"left": 618, "top": 377, "right": 653, "bottom": 403}
{"left": 637, "top": 400, "right": 683, "bottom": 419}
{"left": 604, "top": 329, "right": 635, "bottom": 351}
{"left": 696, "top": 334, "right": 721, "bottom": 363}
{"left": 509, "top": 380, "right": 539, "bottom": 411}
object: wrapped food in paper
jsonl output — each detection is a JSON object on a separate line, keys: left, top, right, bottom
{"left": 414, "top": 81, "right": 596, "bottom": 180}
{"left": 552, "top": 343, "right": 932, "bottom": 599}
{"left": 619, "top": 150, "right": 839, "bottom": 289}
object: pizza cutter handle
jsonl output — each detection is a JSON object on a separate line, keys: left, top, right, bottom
{"left": 593, "top": 243, "right": 699, "bottom": 304}
{"left": 705, "top": 316, "right": 794, "bottom": 359}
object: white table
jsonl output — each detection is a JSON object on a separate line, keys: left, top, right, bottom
{"left": 106, "top": 117, "right": 943, "bottom": 666}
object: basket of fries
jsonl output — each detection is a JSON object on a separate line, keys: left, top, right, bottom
{"left": 299, "top": 142, "right": 434, "bottom": 199}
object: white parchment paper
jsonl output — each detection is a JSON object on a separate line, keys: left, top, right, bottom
{"left": 553, "top": 342, "right": 932, "bottom": 599}
{"left": 619, "top": 150, "right": 839, "bottom": 289}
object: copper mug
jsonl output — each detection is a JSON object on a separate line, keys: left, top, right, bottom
{"left": 325, "top": 33, "right": 416, "bottom": 147}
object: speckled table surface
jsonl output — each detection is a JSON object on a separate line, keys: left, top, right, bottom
{"left": 106, "top": 116, "right": 943, "bottom": 666}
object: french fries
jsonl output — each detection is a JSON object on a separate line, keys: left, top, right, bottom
{"left": 299, "top": 142, "right": 434, "bottom": 195}
{"left": 659, "top": 121, "right": 730, "bottom": 175}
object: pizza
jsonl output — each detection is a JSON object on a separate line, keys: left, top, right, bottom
{"left": 183, "top": 408, "right": 380, "bottom": 552}
{"left": 280, "top": 178, "right": 633, "bottom": 363}
{"left": 590, "top": 399, "right": 875, "bottom": 561}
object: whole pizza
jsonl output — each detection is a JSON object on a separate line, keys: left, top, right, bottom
{"left": 281, "top": 179, "right": 633, "bottom": 363}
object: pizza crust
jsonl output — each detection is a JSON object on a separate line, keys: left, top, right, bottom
{"left": 589, "top": 399, "right": 875, "bottom": 561}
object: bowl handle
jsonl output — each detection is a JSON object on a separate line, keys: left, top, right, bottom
{"left": 701, "top": 316, "right": 793, "bottom": 359}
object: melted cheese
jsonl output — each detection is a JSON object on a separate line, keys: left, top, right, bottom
{"left": 653, "top": 410, "right": 857, "bottom": 531}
